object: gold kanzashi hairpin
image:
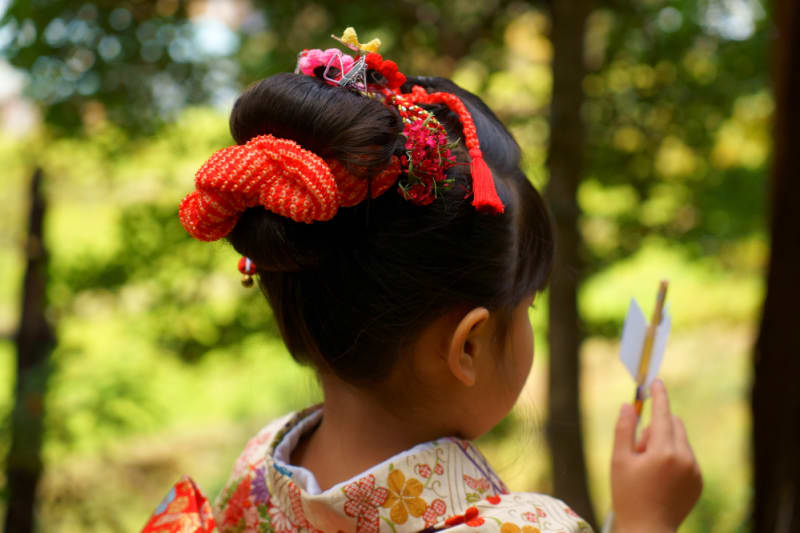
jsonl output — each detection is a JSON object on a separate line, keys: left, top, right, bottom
{"left": 332, "top": 27, "right": 382, "bottom": 54}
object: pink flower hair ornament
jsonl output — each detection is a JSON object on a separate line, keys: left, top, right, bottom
{"left": 296, "top": 48, "right": 356, "bottom": 80}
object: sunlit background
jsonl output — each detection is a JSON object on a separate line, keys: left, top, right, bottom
{"left": 0, "top": 0, "right": 768, "bottom": 531}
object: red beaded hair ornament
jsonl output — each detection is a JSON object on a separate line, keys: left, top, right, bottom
{"left": 238, "top": 256, "right": 257, "bottom": 287}
{"left": 178, "top": 27, "right": 504, "bottom": 285}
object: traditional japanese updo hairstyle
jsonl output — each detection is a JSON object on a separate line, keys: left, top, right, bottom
{"left": 225, "top": 72, "right": 554, "bottom": 386}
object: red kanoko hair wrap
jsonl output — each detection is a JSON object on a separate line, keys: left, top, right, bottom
{"left": 179, "top": 134, "right": 400, "bottom": 241}
{"left": 406, "top": 85, "right": 505, "bottom": 214}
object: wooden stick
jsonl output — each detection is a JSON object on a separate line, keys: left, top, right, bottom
{"left": 633, "top": 280, "right": 669, "bottom": 416}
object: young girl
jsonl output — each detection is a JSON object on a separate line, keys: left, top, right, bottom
{"left": 142, "top": 31, "right": 702, "bottom": 533}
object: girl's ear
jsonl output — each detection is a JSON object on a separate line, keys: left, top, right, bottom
{"left": 447, "top": 307, "right": 491, "bottom": 387}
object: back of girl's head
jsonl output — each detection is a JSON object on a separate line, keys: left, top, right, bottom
{"left": 225, "top": 71, "right": 554, "bottom": 386}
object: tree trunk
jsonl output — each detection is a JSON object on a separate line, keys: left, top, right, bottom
{"left": 752, "top": 1, "right": 800, "bottom": 531}
{"left": 4, "top": 168, "right": 55, "bottom": 533}
{"left": 545, "top": 0, "right": 597, "bottom": 528}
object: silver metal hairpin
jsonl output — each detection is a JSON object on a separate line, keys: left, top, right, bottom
{"left": 336, "top": 54, "right": 368, "bottom": 90}
{"left": 321, "top": 52, "right": 353, "bottom": 86}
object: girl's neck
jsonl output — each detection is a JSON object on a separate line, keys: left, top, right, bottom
{"left": 290, "top": 376, "right": 446, "bottom": 491}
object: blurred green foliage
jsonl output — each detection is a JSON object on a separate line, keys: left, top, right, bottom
{"left": 0, "top": 0, "right": 769, "bottom": 531}
{"left": 581, "top": 2, "right": 769, "bottom": 267}
{"left": 2, "top": 0, "right": 226, "bottom": 132}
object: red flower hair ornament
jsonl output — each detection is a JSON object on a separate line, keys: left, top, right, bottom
{"left": 178, "top": 27, "right": 504, "bottom": 281}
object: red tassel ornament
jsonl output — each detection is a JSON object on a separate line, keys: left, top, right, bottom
{"left": 467, "top": 148, "right": 501, "bottom": 214}
{"left": 405, "top": 86, "right": 505, "bottom": 214}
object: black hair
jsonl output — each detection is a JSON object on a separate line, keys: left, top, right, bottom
{"left": 226, "top": 71, "right": 554, "bottom": 386}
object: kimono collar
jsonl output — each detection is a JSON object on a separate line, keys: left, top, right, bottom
{"left": 262, "top": 406, "right": 508, "bottom": 532}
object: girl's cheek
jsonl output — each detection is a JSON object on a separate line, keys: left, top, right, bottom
{"left": 515, "top": 318, "right": 534, "bottom": 387}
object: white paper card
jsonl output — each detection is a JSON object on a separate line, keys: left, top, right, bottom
{"left": 619, "top": 299, "right": 647, "bottom": 380}
{"left": 619, "top": 298, "right": 672, "bottom": 397}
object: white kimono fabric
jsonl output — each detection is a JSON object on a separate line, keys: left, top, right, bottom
{"left": 211, "top": 407, "right": 594, "bottom": 533}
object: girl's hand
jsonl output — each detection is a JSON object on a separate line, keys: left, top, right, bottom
{"left": 610, "top": 379, "right": 703, "bottom": 533}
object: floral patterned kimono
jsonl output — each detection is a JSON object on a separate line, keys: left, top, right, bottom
{"left": 142, "top": 407, "right": 593, "bottom": 533}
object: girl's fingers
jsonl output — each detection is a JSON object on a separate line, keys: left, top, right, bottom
{"left": 613, "top": 403, "right": 638, "bottom": 459}
{"left": 649, "top": 379, "right": 675, "bottom": 445}
{"left": 672, "top": 415, "right": 703, "bottom": 494}
{"left": 672, "top": 415, "right": 697, "bottom": 461}
{"left": 635, "top": 426, "right": 651, "bottom": 453}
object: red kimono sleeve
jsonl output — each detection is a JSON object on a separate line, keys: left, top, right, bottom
{"left": 141, "top": 476, "right": 216, "bottom": 533}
